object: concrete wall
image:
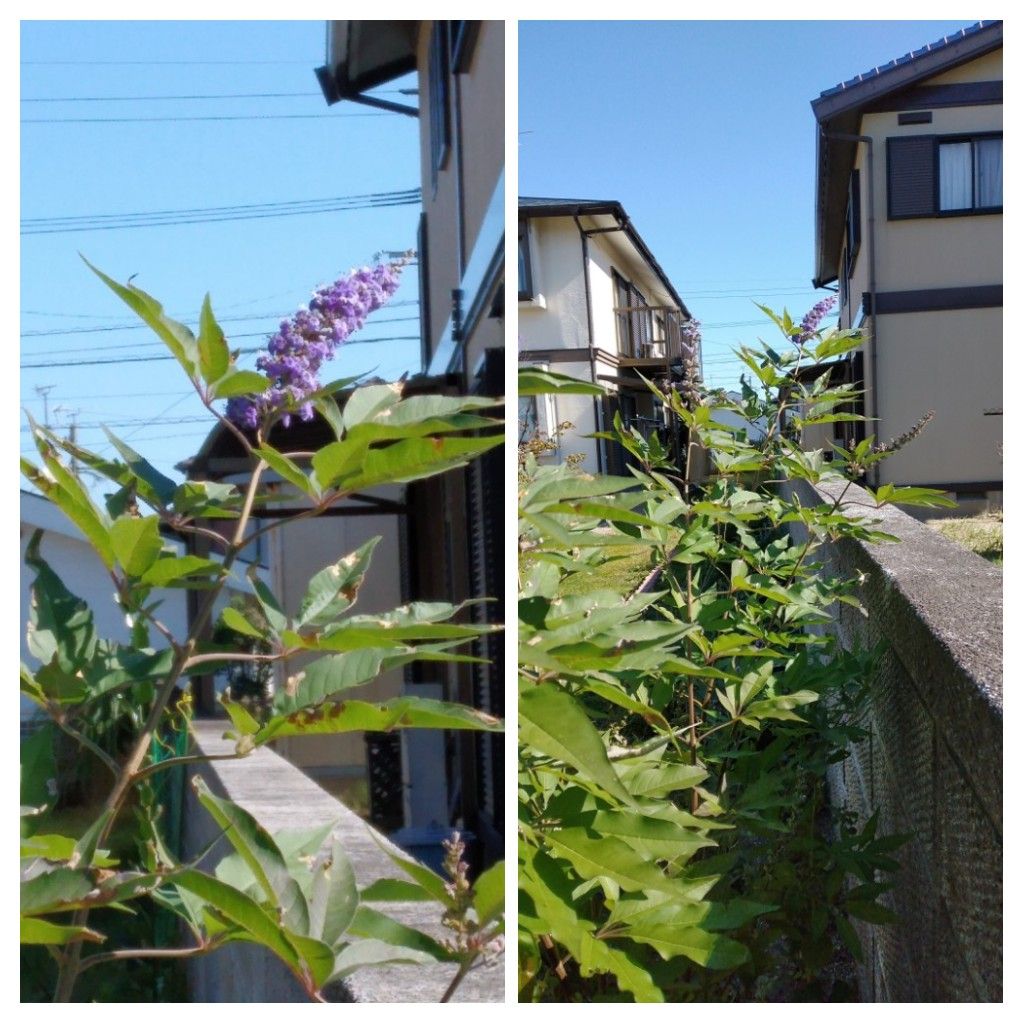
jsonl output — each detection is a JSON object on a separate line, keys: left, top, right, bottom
{"left": 782, "top": 477, "right": 1002, "bottom": 1002}
{"left": 182, "top": 722, "right": 502, "bottom": 1003}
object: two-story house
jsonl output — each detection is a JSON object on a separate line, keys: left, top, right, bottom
{"left": 518, "top": 198, "right": 698, "bottom": 474}
{"left": 810, "top": 20, "right": 1002, "bottom": 508}
{"left": 183, "top": 21, "right": 505, "bottom": 868}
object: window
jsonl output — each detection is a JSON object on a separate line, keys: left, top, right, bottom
{"left": 518, "top": 220, "right": 534, "bottom": 300}
{"left": 939, "top": 137, "right": 1002, "bottom": 211}
{"left": 428, "top": 24, "right": 451, "bottom": 189}
{"left": 613, "top": 270, "right": 652, "bottom": 357}
{"left": 888, "top": 133, "right": 1002, "bottom": 218}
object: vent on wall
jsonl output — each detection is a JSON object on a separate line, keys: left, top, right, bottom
{"left": 898, "top": 110, "right": 933, "bottom": 125}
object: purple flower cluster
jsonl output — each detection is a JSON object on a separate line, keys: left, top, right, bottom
{"left": 681, "top": 316, "right": 702, "bottom": 358}
{"left": 792, "top": 295, "right": 836, "bottom": 346}
{"left": 226, "top": 258, "right": 406, "bottom": 429}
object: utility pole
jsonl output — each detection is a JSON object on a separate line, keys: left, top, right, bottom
{"left": 34, "top": 384, "right": 55, "bottom": 429}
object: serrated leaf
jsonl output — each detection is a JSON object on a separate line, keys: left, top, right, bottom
{"left": 519, "top": 683, "right": 635, "bottom": 806}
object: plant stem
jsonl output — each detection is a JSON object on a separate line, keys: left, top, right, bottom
{"left": 52, "top": 458, "right": 267, "bottom": 1003}
{"left": 440, "top": 959, "right": 474, "bottom": 1003}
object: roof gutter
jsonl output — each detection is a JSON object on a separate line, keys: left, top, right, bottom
{"left": 574, "top": 214, "right": 604, "bottom": 474}
{"left": 824, "top": 128, "right": 880, "bottom": 484}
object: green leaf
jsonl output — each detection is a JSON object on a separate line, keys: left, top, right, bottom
{"left": 84, "top": 257, "right": 200, "bottom": 376}
{"left": 110, "top": 515, "right": 164, "bottom": 577}
{"left": 140, "top": 555, "right": 223, "bottom": 588}
{"left": 171, "top": 480, "right": 241, "bottom": 519}
{"left": 617, "top": 762, "right": 707, "bottom": 800}
{"left": 341, "top": 382, "right": 405, "bottom": 428}
{"left": 626, "top": 917, "right": 749, "bottom": 969}
{"left": 254, "top": 445, "right": 320, "bottom": 500}
{"left": 519, "top": 367, "right": 605, "bottom": 396}
{"left": 198, "top": 293, "right": 230, "bottom": 384}
{"left": 297, "top": 538, "right": 380, "bottom": 627}
{"left": 248, "top": 567, "right": 289, "bottom": 635}
{"left": 324, "top": 434, "right": 504, "bottom": 493}
{"left": 348, "top": 904, "right": 454, "bottom": 961}
{"left": 543, "top": 828, "right": 693, "bottom": 897}
{"left": 213, "top": 370, "right": 272, "bottom": 399}
{"left": 371, "top": 838, "right": 451, "bottom": 906}
{"left": 101, "top": 427, "right": 178, "bottom": 506}
{"left": 308, "top": 837, "right": 358, "bottom": 948}
{"left": 21, "top": 916, "right": 104, "bottom": 946}
{"left": 328, "top": 939, "right": 438, "bottom": 982}
{"left": 193, "top": 778, "right": 309, "bottom": 935}
{"left": 519, "top": 683, "right": 635, "bottom": 806}
{"left": 219, "top": 605, "right": 267, "bottom": 640}
{"left": 472, "top": 860, "right": 504, "bottom": 926}
{"left": 21, "top": 867, "right": 94, "bottom": 915}
{"left": 272, "top": 648, "right": 389, "bottom": 715}
{"left": 360, "top": 878, "right": 436, "bottom": 903}
{"left": 20, "top": 725, "right": 58, "bottom": 820}
{"left": 173, "top": 868, "right": 306, "bottom": 976}
{"left": 256, "top": 696, "right": 502, "bottom": 745}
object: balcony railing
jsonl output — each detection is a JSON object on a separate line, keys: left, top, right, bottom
{"left": 613, "top": 304, "right": 690, "bottom": 362}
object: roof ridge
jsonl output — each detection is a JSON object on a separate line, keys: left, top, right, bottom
{"left": 819, "top": 21, "right": 998, "bottom": 98}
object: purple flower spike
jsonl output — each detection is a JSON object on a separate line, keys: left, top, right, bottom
{"left": 226, "top": 257, "right": 408, "bottom": 430}
{"left": 792, "top": 295, "right": 837, "bottom": 346}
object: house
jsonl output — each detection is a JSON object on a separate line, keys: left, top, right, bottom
{"left": 181, "top": 22, "right": 505, "bottom": 866}
{"left": 810, "top": 20, "right": 1002, "bottom": 509}
{"left": 518, "top": 198, "right": 699, "bottom": 474}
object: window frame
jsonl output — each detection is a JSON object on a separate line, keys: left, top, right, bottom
{"left": 428, "top": 23, "right": 452, "bottom": 191}
{"left": 936, "top": 133, "right": 1002, "bottom": 214}
{"left": 887, "top": 131, "right": 1002, "bottom": 220}
{"left": 518, "top": 219, "right": 534, "bottom": 301}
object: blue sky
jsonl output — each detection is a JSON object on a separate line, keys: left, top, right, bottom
{"left": 20, "top": 21, "right": 422, "bottom": 490}
{"left": 518, "top": 19, "right": 975, "bottom": 390}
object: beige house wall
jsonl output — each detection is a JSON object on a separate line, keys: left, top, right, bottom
{"left": 270, "top": 505, "right": 405, "bottom": 776}
{"left": 831, "top": 51, "right": 1001, "bottom": 496}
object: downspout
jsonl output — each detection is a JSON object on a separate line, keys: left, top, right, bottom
{"left": 825, "top": 129, "right": 879, "bottom": 484}
{"left": 574, "top": 214, "right": 604, "bottom": 473}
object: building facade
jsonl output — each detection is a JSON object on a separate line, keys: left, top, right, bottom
{"left": 518, "top": 198, "right": 698, "bottom": 474}
{"left": 810, "top": 21, "right": 1002, "bottom": 506}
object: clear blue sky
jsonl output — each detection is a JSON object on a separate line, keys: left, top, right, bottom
{"left": 20, "top": 21, "right": 422, "bottom": 491}
{"left": 519, "top": 19, "right": 974, "bottom": 391}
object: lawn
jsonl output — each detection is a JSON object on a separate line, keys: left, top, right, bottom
{"left": 925, "top": 510, "right": 1002, "bottom": 565}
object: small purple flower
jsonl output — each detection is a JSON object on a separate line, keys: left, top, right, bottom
{"left": 792, "top": 295, "right": 837, "bottom": 346}
{"left": 227, "top": 257, "right": 407, "bottom": 429}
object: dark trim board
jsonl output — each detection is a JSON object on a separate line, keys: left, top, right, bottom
{"left": 866, "top": 80, "right": 1002, "bottom": 112}
{"left": 903, "top": 480, "right": 1001, "bottom": 495}
{"left": 519, "top": 348, "right": 591, "bottom": 363}
{"left": 865, "top": 285, "right": 1002, "bottom": 315}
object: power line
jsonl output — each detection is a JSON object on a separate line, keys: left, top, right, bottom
{"left": 21, "top": 299, "right": 420, "bottom": 321}
{"left": 21, "top": 198, "right": 421, "bottom": 236}
{"left": 21, "top": 89, "right": 413, "bottom": 101}
{"left": 22, "top": 188, "right": 419, "bottom": 225}
{"left": 21, "top": 335, "right": 420, "bottom": 369}
{"left": 21, "top": 59, "right": 320, "bottom": 65}
{"left": 21, "top": 315, "right": 420, "bottom": 339}
{"left": 23, "top": 112, "right": 393, "bottom": 125}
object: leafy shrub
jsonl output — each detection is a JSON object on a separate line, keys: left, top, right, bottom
{"left": 518, "top": 308, "right": 949, "bottom": 1001}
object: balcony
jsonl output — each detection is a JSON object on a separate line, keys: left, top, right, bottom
{"left": 613, "top": 304, "right": 690, "bottom": 363}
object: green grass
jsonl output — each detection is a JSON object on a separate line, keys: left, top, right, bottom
{"left": 926, "top": 511, "right": 1002, "bottom": 565}
{"left": 558, "top": 545, "right": 654, "bottom": 597}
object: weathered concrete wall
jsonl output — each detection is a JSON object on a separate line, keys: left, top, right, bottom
{"left": 782, "top": 478, "right": 1002, "bottom": 1001}
{"left": 181, "top": 721, "right": 502, "bottom": 1003}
